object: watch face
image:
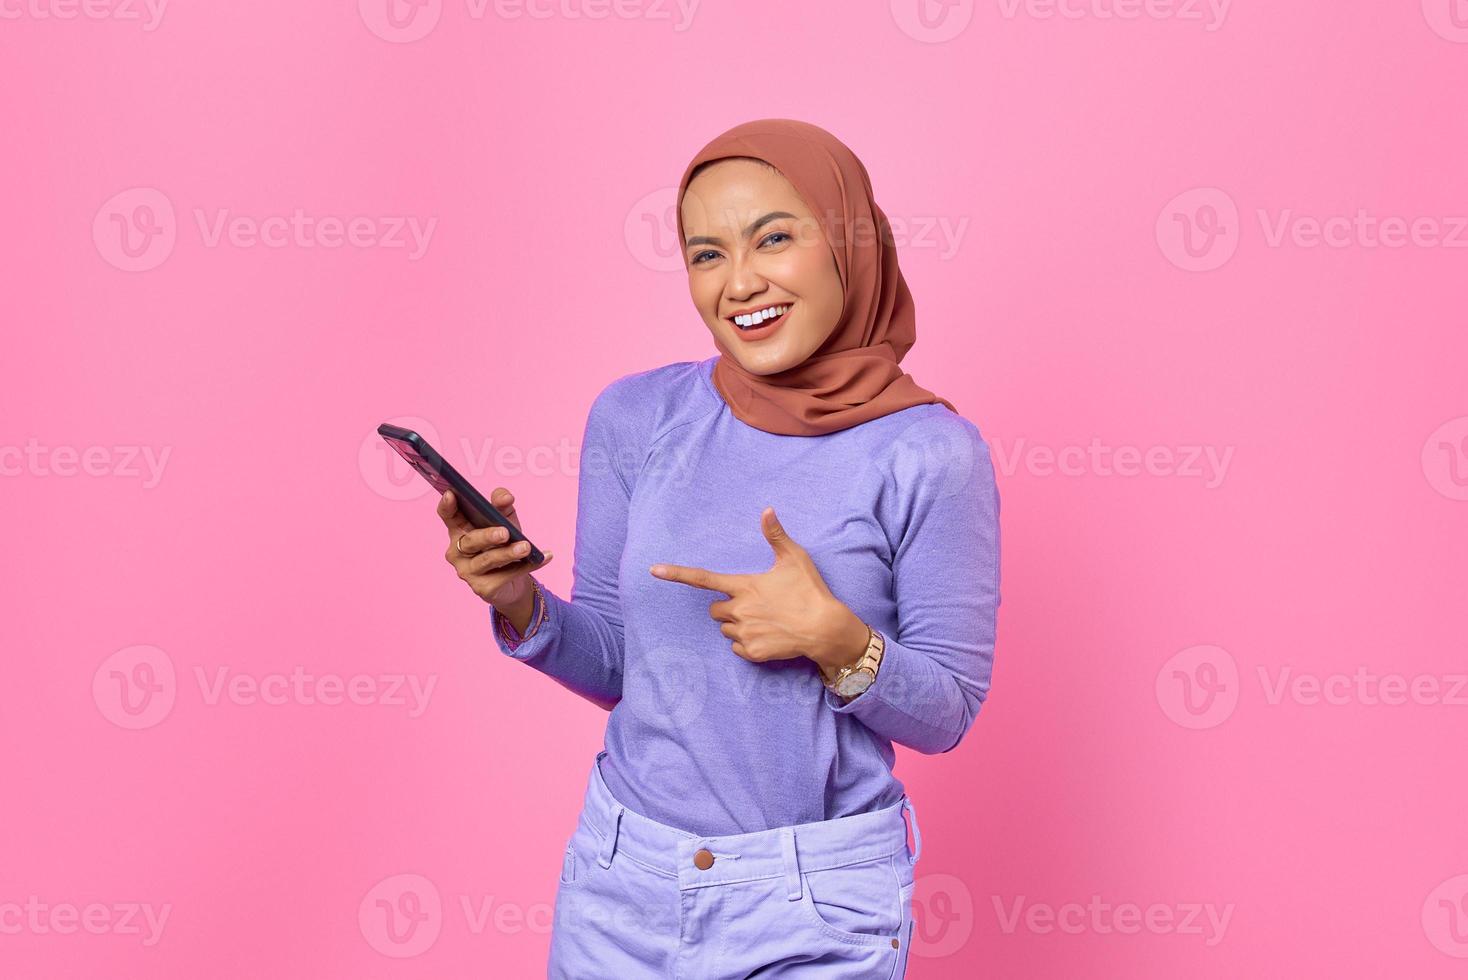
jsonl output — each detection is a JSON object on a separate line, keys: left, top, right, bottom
{"left": 836, "top": 668, "right": 875, "bottom": 697}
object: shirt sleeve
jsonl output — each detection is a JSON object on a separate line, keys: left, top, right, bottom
{"left": 493, "top": 583, "right": 545, "bottom": 649}
{"left": 823, "top": 417, "right": 1001, "bottom": 754}
{"left": 487, "top": 384, "right": 632, "bottom": 711}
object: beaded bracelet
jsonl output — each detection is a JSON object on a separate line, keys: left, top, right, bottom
{"left": 498, "top": 578, "right": 547, "bottom": 647}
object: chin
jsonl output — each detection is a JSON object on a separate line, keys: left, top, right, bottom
{"left": 715, "top": 329, "right": 818, "bottom": 376}
{"left": 723, "top": 344, "right": 800, "bottom": 376}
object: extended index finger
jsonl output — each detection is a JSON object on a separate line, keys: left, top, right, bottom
{"left": 649, "top": 563, "right": 745, "bottom": 595}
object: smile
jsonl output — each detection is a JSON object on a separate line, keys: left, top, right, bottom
{"left": 726, "top": 303, "right": 791, "bottom": 341}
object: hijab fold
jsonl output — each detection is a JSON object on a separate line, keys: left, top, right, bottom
{"left": 675, "top": 118, "right": 957, "bottom": 437}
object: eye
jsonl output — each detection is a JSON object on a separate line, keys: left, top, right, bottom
{"left": 690, "top": 249, "right": 719, "bottom": 265}
{"left": 760, "top": 231, "right": 791, "bottom": 248}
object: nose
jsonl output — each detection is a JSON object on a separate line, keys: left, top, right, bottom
{"left": 724, "top": 249, "right": 768, "bottom": 304}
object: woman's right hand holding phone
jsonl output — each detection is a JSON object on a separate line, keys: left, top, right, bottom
{"left": 438, "top": 487, "right": 554, "bottom": 634}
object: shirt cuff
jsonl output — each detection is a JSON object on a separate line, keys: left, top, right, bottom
{"left": 489, "top": 581, "right": 556, "bottom": 660}
{"left": 822, "top": 630, "right": 902, "bottom": 715}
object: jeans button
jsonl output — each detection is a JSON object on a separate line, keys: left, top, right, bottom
{"left": 693, "top": 848, "right": 715, "bottom": 870}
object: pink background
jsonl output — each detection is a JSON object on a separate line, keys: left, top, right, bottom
{"left": 4, "top": 0, "right": 1467, "bottom": 976}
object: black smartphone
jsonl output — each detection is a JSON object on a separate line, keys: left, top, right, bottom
{"left": 377, "top": 422, "right": 546, "bottom": 565}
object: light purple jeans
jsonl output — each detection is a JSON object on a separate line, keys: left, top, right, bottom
{"left": 548, "top": 750, "right": 923, "bottom": 978}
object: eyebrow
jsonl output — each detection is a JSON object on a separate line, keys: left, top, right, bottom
{"left": 684, "top": 211, "right": 797, "bottom": 250}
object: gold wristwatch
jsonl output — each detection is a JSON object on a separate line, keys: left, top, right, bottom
{"left": 823, "top": 625, "right": 886, "bottom": 700}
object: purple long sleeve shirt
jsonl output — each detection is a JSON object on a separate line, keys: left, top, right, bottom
{"left": 490, "top": 356, "right": 1001, "bottom": 836}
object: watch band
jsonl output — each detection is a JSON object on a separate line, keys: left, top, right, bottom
{"left": 824, "top": 624, "right": 885, "bottom": 697}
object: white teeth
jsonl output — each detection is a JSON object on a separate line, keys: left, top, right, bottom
{"left": 734, "top": 305, "right": 788, "bottom": 328}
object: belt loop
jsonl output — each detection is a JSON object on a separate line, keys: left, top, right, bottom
{"left": 780, "top": 827, "right": 802, "bottom": 901}
{"left": 598, "top": 804, "right": 624, "bottom": 869}
{"left": 902, "top": 797, "right": 922, "bottom": 865}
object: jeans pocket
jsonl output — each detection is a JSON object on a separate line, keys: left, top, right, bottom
{"left": 560, "top": 820, "right": 593, "bottom": 888}
{"left": 892, "top": 878, "right": 915, "bottom": 977}
{"left": 797, "top": 851, "right": 905, "bottom": 948}
{"left": 559, "top": 841, "right": 578, "bottom": 886}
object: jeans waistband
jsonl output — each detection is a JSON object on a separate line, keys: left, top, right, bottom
{"left": 579, "top": 750, "right": 923, "bottom": 896}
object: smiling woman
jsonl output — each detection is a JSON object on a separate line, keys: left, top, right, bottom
{"left": 446, "top": 118, "right": 1001, "bottom": 978}
{"left": 680, "top": 161, "right": 846, "bottom": 362}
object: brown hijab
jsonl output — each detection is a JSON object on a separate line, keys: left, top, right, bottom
{"left": 675, "top": 118, "right": 957, "bottom": 437}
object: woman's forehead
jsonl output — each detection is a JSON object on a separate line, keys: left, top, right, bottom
{"left": 683, "top": 166, "right": 810, "bottom": 226}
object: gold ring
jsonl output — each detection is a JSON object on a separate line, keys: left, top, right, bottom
{"left": 456, "top": 533, "right": 470, "bottom": 556}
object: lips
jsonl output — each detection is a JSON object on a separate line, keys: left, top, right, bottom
{"left": 726, "top": 303, "right": 792, "bottom": 341}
